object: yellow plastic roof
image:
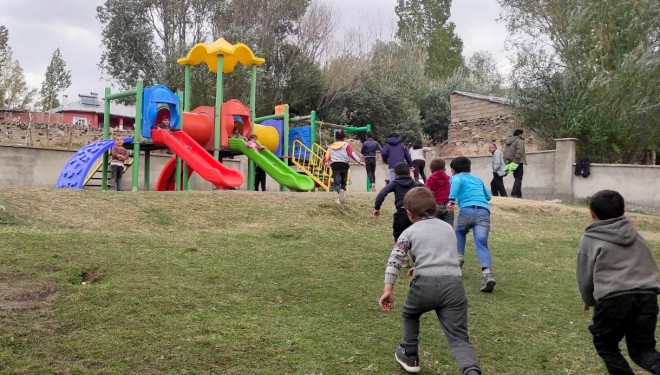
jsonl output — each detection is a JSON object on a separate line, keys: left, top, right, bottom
{"left": 177, "top": 38, "right": 266, "bottom": 73}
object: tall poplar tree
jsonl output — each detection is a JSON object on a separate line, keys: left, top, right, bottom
{"left": 0, "top": 25, "right": 36, "bottom": 110}
{"left": 395, "top": 0, "right": 463, "bottom": 79}
{"left": 39, "top": 48, "right": 72, "bottom": 111}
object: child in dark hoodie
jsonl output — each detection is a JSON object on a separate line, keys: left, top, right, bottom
{"left": 361, "top": 131, "right": 382, "bottom": 192}
{"left": 381, "top": 133, "right": 413, "bottom": 183}
{"left": 576, "top": 190, "right": 660, "bottom": 374}
{"left": 373, "top": 162, "right": 424, "bottom": 241}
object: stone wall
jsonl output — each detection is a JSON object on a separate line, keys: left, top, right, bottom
{"left": 439, "top": 92, "right": 541, "bottom": 157}
{"left": 0, "top": 121, "right": 132, "bottom": 149}
{"left": 450, "top": 93, "right": 512, "bottom": 122}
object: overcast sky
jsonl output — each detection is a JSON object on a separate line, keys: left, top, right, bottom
{"left": 0, "top": 0, "right": 509, "bottom": 103}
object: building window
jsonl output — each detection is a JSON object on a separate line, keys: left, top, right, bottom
{"left": 73, "top": 117, "right": 88, "bottom": 126}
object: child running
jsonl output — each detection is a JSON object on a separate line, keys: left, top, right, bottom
{"left": 446, "top": 156, "right": 496, "bottom": 293}
{"left": 323, "top": 129, "right": 364, "bottom": 204}
{"left": 425, "top": 157, "right": 454, "bottom": 227}
{"left": 576, "top": 190, "right": 660, "bottom": 374}
{"left": 379, "top": 187, "right": 482, "bottom": 375}
{"left": 374, "top": 162, "right": 424, "bottom": 241}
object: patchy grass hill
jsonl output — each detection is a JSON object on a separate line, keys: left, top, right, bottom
{"left": 0, "top": 188, "right": 658, "bottom": 374}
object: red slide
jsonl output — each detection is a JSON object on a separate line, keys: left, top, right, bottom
{"left": 151, "top": 128, "right": 244, "bottom": 189}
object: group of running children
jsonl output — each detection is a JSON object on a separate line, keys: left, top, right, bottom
{"left": 327, "top": 129, "right": 660, "bottom": 374}
{"left": 110, "top": 124, "right": 659, "bottom": 374}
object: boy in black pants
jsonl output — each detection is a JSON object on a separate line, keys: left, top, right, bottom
{"left": 373, "top": 162, "right": 423, "bottom": 241}
{"left": 576, "top": 190, "right": 660, "bottom": 374}
{"left": 379, "top": 187, "right": 481, "bottom": 374}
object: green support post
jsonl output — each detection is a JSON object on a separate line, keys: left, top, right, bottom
{"left": 281, "top": 104, "right": 290, "bottom": 191}
{"left": 132, "top": 79, "right": 144, "bottom": 192}
{"left": 310, "top": 111, "right": 317, "bottom": 145}
{"left": 247, "top": 64, "right": 257, "bottom": 191}
{"left": 213, "top": 55, "right": 224, "bottom": 160}
{"left": 102, "top": 87, "right": 111, "bottom": 191}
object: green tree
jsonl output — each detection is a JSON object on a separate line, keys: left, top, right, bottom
{"left": 395, "top": 0, "right": 463, "bottom": 79}
{"left": 97, "top": 0, "right": 160, "bottom": 90}
{"left": 39, "top": 48, "right": 72, "bottom": 111}
{"left": 0, "top": 26, "right": 36, "bottom": 109}
{"left": 464, "top": 51, "right": 506, "bottom": 96}
{"left": 500, "top": 0, "right": 660, "bottom": 163}
{"left": 0, "top": 25, "right": 13, "bottom": 106}
{"left": 419, "top": 70, "right": 470, "bottom": 142}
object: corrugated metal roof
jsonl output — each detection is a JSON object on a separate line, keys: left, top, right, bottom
{"left": 50, "top": 100, "right": 136, "bottom": 118}
{"left": 452, "top": 91, "right": 512, "bottom": 106}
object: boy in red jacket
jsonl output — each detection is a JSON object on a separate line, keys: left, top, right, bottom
{"left": 425, "top": 158, "right": 454, "bottom": 227}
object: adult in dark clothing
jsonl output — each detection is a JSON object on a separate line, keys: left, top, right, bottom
{"left": 503, "top": 129, "right": 527, "bottom": 198}
{"left": 254, "top": 165, "right": 266, "bottom": 191}
{"left": 361, "top": 131, "right": 382, "bottom": 192}
{"left": 373, "top": 162, "right": 424, "bottom": 241}
{"left": 381, "top": 133, "right": 413, "bottom": 183}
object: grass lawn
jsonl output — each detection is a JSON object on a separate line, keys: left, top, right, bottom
{"left": 0, "top": 188, "right": 658, "bottom": 374}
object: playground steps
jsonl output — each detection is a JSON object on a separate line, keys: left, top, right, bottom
{"left": 290, "top": 140, "right": 332, "bottom": 191}
{"left": 84, "top": 157, "right": 134, "bottom": 189}
{"left": 290, "top": 141, "right": 352, "bottom": 192}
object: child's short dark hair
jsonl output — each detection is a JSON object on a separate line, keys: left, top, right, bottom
{"left": 394, "top": 162, "right": 410, "bottom": 177}
{"left": 248, "top": 134, "right": 258, "bottom": 140}
{"left": 590, "top": 190, "right": 625, "bottom": 220}
{"left": 513, "top": 129, "right": 524, "bottom": 136}
{"left": 430, "top": 158, "right": 445, "bottom": 172}
{"left": 366, "top": 131, "right": 374, "bottom": 139}
{"left": 335, "top": 130, "right": 346, "bottom": 140}
{"left": 403, "top": 187, "right": 437, "bottom": 217}
{"left": 450, "top": 157, "right": 471, "bottom": 173}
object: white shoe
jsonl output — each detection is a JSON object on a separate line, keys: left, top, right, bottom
{"left": 338, "top": 189, "right": 346, "bottom": 204}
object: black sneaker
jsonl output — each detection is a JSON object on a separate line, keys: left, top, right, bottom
{"left": 395, "top": 346, "right": 420, "bottom": 373}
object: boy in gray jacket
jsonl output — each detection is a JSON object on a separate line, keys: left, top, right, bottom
{"left": 379, "top": 187, "right": 481, "bottom": 374}
{"left": 576, "top": 190, "right": 660, "bottom": 374}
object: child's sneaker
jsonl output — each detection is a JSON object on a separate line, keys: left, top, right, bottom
{"left": 338, "top": 189, "right": 346, "bottom": 204}
{"left": 370, "top": 184, "right": 376, "bottom": 192}
{"left": 480, "top": 271, "right": 496, "bottom": 293}
{"left": 395, "top": 346, "right": 420, "bottom": 373}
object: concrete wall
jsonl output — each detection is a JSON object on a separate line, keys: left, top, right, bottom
{"left": 2, "top": 141, "right": 660, "bottom": 214}
{"left": 573, "top": 164, "right": 660, "bottom": 214}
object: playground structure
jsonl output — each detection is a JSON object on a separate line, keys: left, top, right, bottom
{"left": 55, "top": 38, "right": 371, "bottom": 192}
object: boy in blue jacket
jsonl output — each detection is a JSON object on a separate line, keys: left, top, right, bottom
{"left": 446, "top": 156, "right": 496, "bottom": 293}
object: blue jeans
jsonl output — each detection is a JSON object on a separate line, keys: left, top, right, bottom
{"left": 455, "top": 206, "right": 492, "bottom": 269}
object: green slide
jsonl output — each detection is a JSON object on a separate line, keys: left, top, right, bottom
{"left": 228, "top": 138, "right": 315, "bottom": 191}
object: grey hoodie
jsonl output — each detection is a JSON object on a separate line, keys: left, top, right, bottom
{"left": 576, "top": 216, "right": 660, "bottom": 306}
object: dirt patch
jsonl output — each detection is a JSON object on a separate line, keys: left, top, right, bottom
{"left": 0, "top": 283, "right": 59, "bottom": 310}
{"left": 81, "top": 268, "right": 103, "bottom": 285}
